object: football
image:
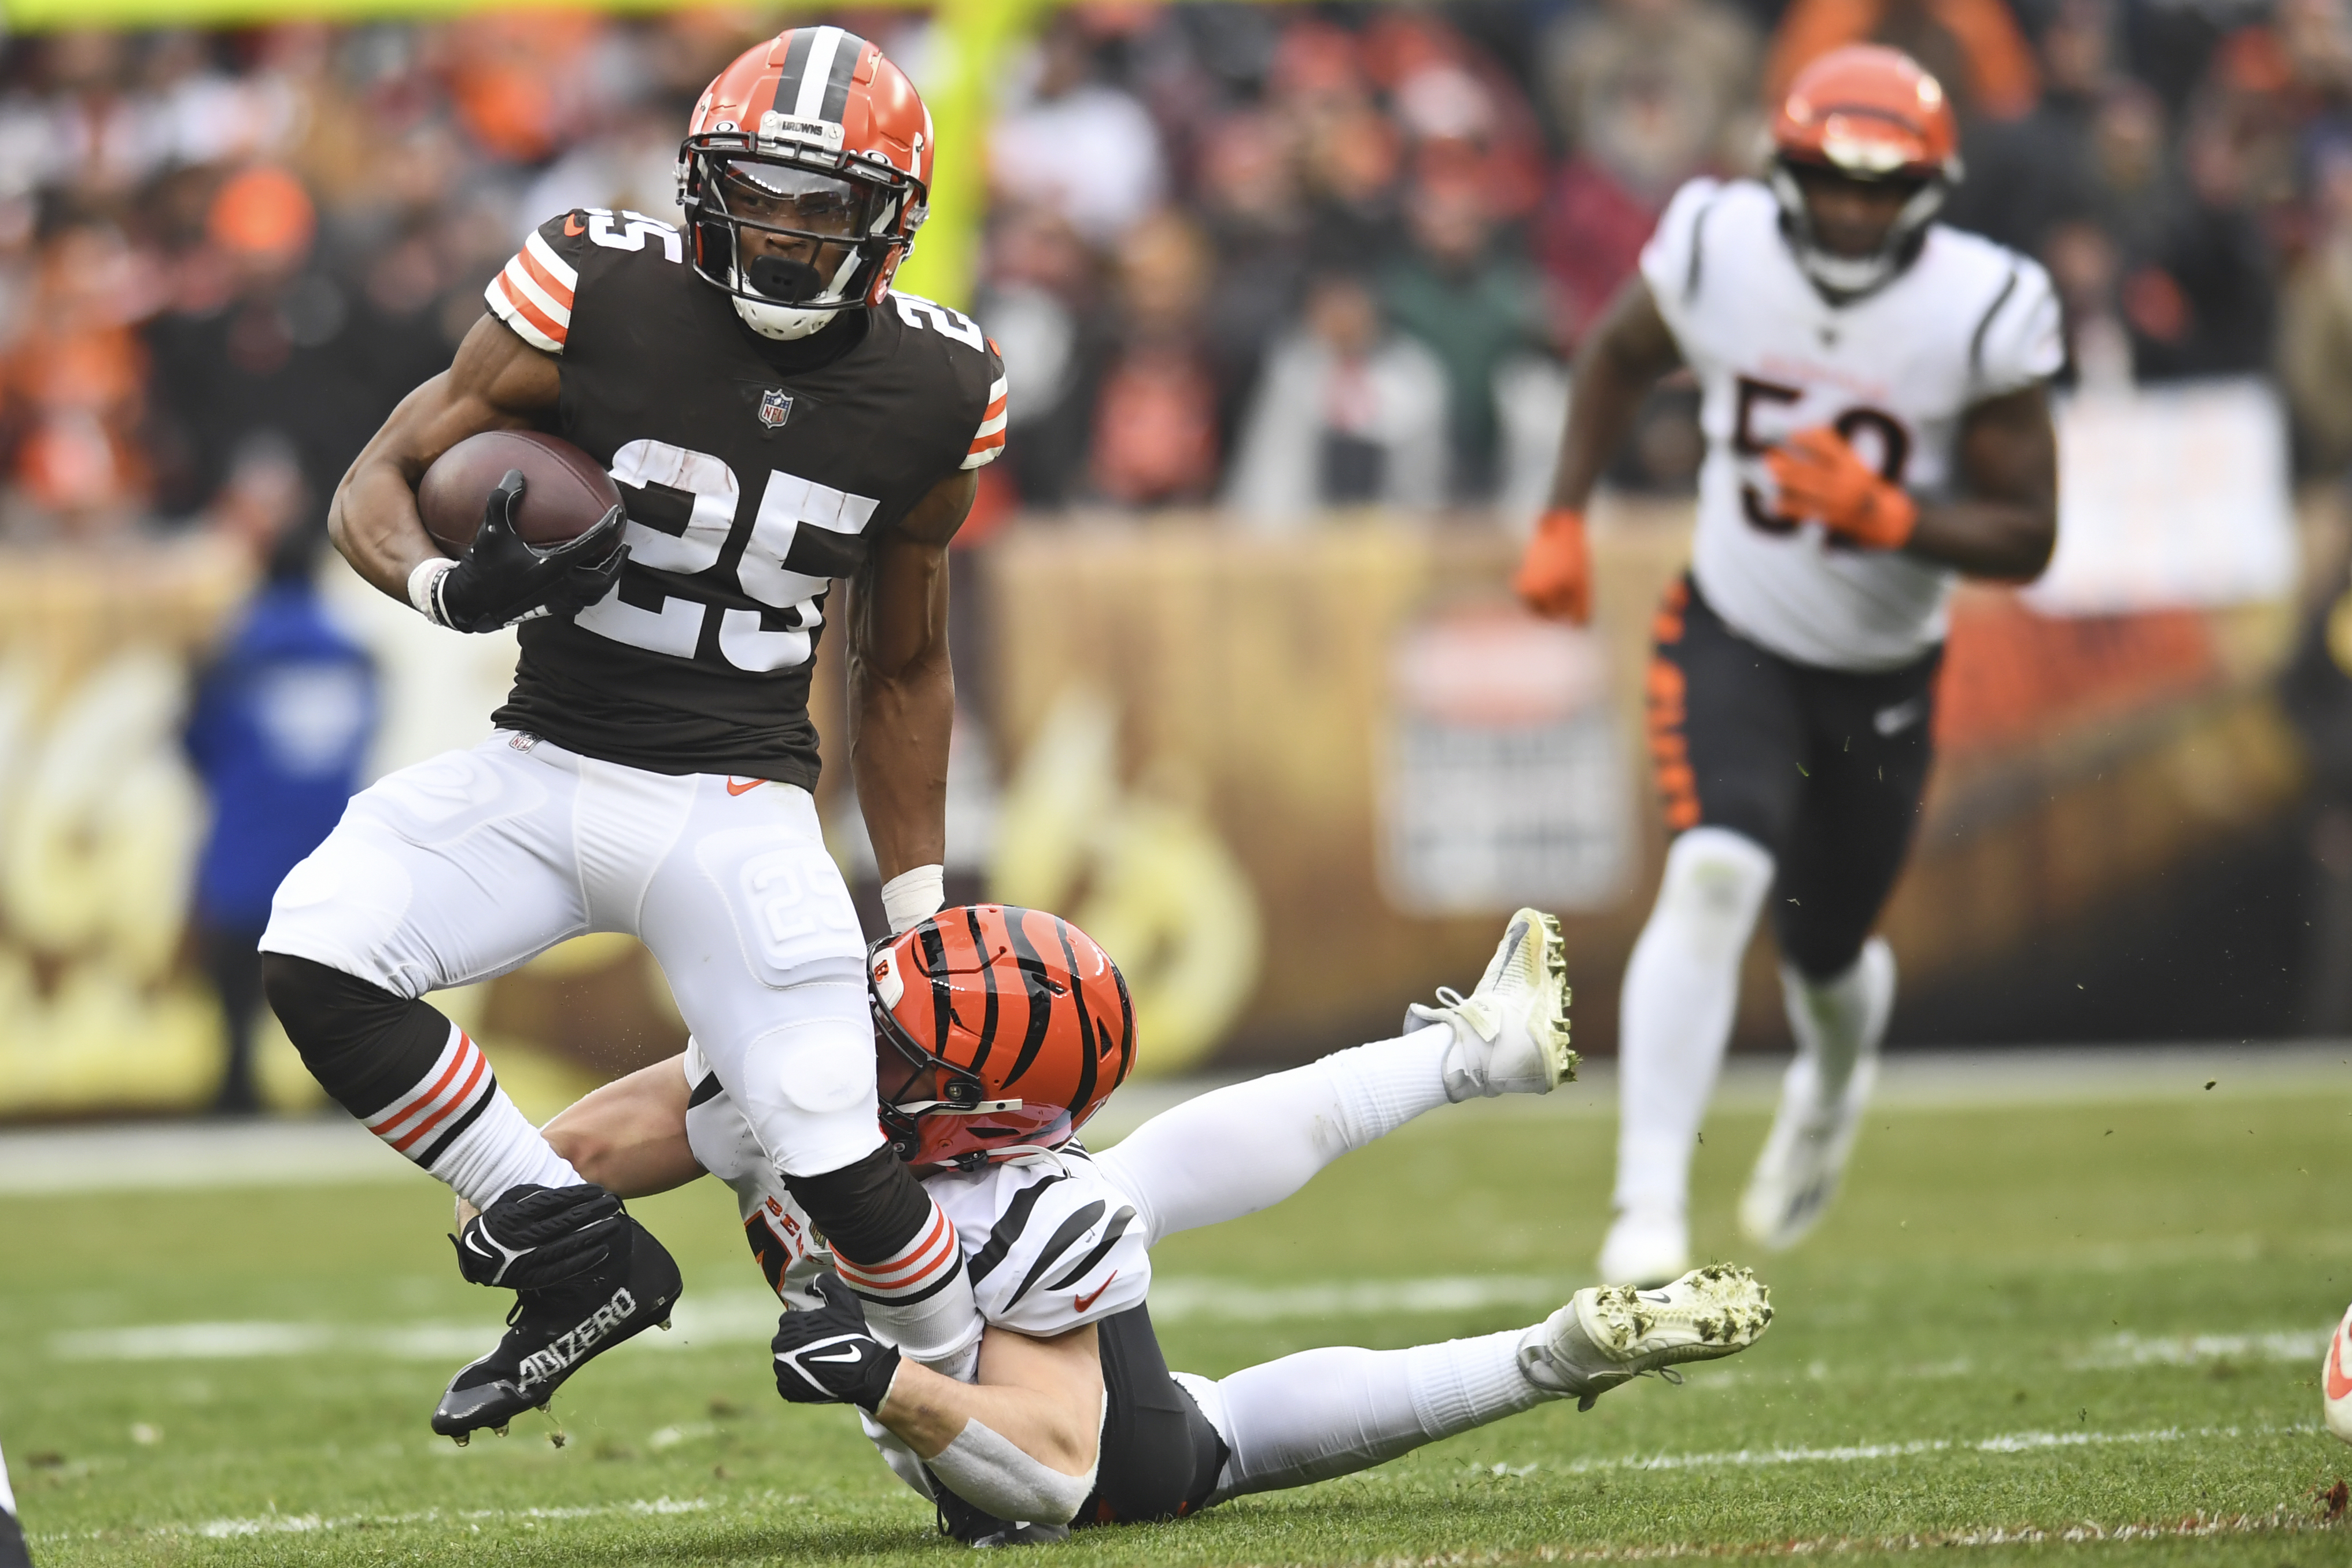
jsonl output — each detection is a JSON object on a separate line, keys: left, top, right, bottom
{"left": 416, "top": 429, "right": 623, "bottom": 558}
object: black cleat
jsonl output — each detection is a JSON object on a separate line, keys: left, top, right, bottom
{"left": 431, "top": 1183, "right": 683, "bottom": 1441}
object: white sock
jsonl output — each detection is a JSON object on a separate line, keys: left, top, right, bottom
{"left": 1780, "top": 938, "right": 1894, "bottom": 1106}
{"left": 1093, "top": 1031, "right": 1451, "bottom": 1245}
{"left": 1613, "top": 828, "right": 1774, "bottom": 1221}
{"left": 1185, "top": 1329, "right": 1548, "bottom": 1500}
{"left": 370, "top": 1024, "right": 580, "bottom": 1211}
{"left": 0, "top": 1438, "right": 14, "bottom": 1517}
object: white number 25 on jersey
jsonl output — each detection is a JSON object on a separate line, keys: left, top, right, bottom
{"left": 572, "top": 440, "right": 877, "bottom": 673}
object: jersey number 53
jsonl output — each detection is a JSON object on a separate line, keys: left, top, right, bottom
{"left": 1733, "top": 375, "right": 1912, "bottom": 541}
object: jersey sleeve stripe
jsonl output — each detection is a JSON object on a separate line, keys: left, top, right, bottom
{"left": 519, "top": 233, "right": 578, "bottom": 307}
{"left": 500, "top": 254, "right": 572, "bottom": 331}
{"left": 1042, "top": 1205, "right": 1134, "bottom": 1292}
{"left": 959, "top": 439, "right": 1005, "bottom": 471}
{"left": 967, "top": 1174, "right": 1066, "bottom": 1285}
{"left": 1002, "top": 1199, "right": 1107, "bottom": 1309}
{"left": 972, "top": 408, "right": 1008, "bottom": 440}
{"left": 1967, "top": 265, "right": 2021, "bottom": 380}
{"left": 486, "top": 271, "right": 566, "bottom": 353}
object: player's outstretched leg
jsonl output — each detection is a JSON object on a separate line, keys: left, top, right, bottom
{"left": 1739, "top": 939, "right": 1894, "bottom": 1250}
{"left": 1403, "top": 906, "right": 1577, "bottom": 1101}
{"left": 2325, "top": 1298, "right": 2352, "bottom": 1444}
{"left": 1095, "top": 909, "right": 1572, "bottom": 1244}
{"left": 1176, "top": 1264, "right": 1771, "bottom": 1500}
{"left": 0, "top": 1438, "right": 30, "bottom": 1568}
{"left": 431, "top": 1183, "right": 681, "bottom": 1441}
{"left": 1603, "top": 828, "right": 1775, "bottom": 1287}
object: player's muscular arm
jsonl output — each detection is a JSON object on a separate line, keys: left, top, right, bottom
{"left": 328, "top": 315, "right": 559, "bottom": 602}
{"left": 1546, "top": 276, "right": 1686, "bottom": 514}
{"left": 846, "top": 468, "right": 975, "bottom": 887}
{"left": 539, "top": 1057, "right": 705, "bottom": 1199}
{"left": 1902, "top": 383, "right": 2058, "bottom": 580}
{"left": 877, "top": 1323, "right": 1104, "bottom": 1477}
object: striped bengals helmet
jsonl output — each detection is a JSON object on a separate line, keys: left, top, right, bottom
{"left": 1768, "top": 46, "right": 1960, "bottom": 296}
{"left": 869, "top": 906, "right": 1138, "bottom": 1172}
{"left": 679, "top": 25, "right": 932, "bottom": 341}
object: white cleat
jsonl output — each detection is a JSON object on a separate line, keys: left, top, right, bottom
{"left": 1738, "top": 940, "right": 1896, "bottom": 1252}
{"left": 1520, "top": 1263, "right": 1773, "bottom": 1411}
{"left": 2325, "top": 1300, "right": 2352, "bottom": 1445}
{"left": 1404, "top": 907, "right": 1576, "bottom": 1100}
{"left": 1597, "top": 1208, "right": 1690, "bottom": 1289}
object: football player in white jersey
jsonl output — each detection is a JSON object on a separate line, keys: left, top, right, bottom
{"left": 1512, "top": 45, "right": 2063, "bottom": 1285}
{"left": 523, "top": 905, "right": 1769, "bottom": 1541}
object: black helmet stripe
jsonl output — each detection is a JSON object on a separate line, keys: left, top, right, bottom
{"left": 964, "top": 905, "right": 1002, "bottom": 1074}
{"left": 1055, "top": 920, "right": 1100, "bottom": 1117}
{"left": 769, "top": 25, "right": 861, "bottom": 127}
{"left": 998, "top": 909, "right": 1057, "bottom": 1089}
{"left": 917, "top": 921, "right": 954, "bottom": 1062}
{"left": 768, "top": 27, "right": 818, "bottom": 118}
{"left": 819, "top": 31, "right": 860, "bottom": 123}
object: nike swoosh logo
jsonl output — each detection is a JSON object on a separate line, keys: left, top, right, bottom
{"left": 2328, "top": 1326, "right": 2352, "bottom": 1400}
{"left": 807, "top": 1347, "right": 864, "bottom": 1364}
{"left": 563, "top": 212, "right": 585, "bottom": 237}
{"left": 726, "top": 777, "right": 764, "bottom": 796}
{"left": 1073, "top": 1272, "right": 1118, "bottom": 1313}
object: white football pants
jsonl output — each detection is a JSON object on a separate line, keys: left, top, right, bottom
{"left": 261, "top": 731, "right": 881, "bottom": 1179}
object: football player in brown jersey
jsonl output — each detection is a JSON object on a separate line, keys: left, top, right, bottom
{"left": 257, "top": 25, "right": 1008, "bottom": 1440}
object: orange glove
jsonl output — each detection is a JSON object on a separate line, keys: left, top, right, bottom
{"left": 1514, "top": 507, "right": 1592, "bottom": 624}
{"left": 1763, "top": 427, "right": 1917, "bottom": 550}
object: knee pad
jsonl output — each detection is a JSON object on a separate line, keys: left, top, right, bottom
{"left": 1650, "top": 828, "right": 1775, "bottom": 969}
{"left": 260, "top": 952, "right": 453, "bottom": 1117}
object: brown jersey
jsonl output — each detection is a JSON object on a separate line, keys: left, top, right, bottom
{"left": 481, "top": 208, "right": 1005, "bottom": 786}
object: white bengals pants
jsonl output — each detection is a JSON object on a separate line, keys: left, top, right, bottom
{"left": 260, "top": 730, "right": 880, "bottom": 1178}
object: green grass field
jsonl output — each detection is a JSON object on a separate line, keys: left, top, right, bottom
{"left": 6, "top": 1065, "right": 2351, "bottom": 1566}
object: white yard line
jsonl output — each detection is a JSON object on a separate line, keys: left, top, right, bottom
{"left": 1363, "top": 1506, "right": 2334, "bottom": 1563}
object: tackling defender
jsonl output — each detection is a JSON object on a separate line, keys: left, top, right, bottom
{"left": 530, "top": 906, "right": 1770, "bottom": 1540}
{"left": 259, "top": 26, "right": 1007, "bottom": 1437}
{"left": 1513, "top": 46, "right": 2062, "bottom": 1283}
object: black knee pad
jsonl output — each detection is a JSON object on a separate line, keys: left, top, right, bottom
{"left": 784, "top": 1145, "right": 932, "bottom": 1264}
{"left": 260, "top": 952, "right": 456, "bottom": 1120}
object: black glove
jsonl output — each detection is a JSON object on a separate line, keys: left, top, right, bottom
{"left": 436, "top": 470, "right": 628, "bottom": 633}
{"left": 773, "top": 1271, "right": 902, "bottom": 1413}
{"left": 451, "top": 1182, "right": 626, "bottom": 1290}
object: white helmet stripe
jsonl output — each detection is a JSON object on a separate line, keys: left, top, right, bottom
{"left": 795, "top": 26, "right": 846, "bottom": 122}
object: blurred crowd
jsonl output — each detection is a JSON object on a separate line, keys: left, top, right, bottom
{"left": 2, "top": 0, "right": 2351, "bottom": 553}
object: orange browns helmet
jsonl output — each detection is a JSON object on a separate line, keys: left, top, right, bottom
{"left": 679, "top": 25, "right": 932, "bottom": 342}
{"left": 1767, "top": 45, "right": 1962, "bottom": 297}
{"left": 869, "top": 906, "right": 1137, "bottom": 1172}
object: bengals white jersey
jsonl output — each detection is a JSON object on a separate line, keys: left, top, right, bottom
{"left": 1639, "top": 178, "right": 2063, "bottom": 670}
{"left": 681, "top": 1042, "right": 1150, "bottom": 1344}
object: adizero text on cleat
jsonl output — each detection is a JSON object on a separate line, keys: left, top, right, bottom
{"left": 1519, "top": 1263, "right": 1772, "bottom": 1411}
{"left": 1405, "top": 906, "right": 1576, "bottom": 1101}
{"left": 432, "top": 1195, "right": 682, "bottom": 1440}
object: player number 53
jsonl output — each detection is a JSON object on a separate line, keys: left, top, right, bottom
{"left": 1732, "top": 374, "right": 1912, "bottom": 540}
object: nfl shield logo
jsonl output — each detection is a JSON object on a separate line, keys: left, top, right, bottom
{"left": 758, "top": 388, "right": 792, "bottom": 429}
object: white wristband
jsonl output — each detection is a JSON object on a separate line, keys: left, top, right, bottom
{"left": 880, "top": 864, "right": 946, "bottom": 935}
{"left": 928, "top": 1416, "right": 1097, "bottom": 1526}
{"left": 407, "top": 556, "right": 456, "bottom": 626}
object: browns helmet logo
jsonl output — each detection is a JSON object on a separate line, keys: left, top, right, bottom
{"left": 869, "top": 905, "right": 1136, "bottom": 1171}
